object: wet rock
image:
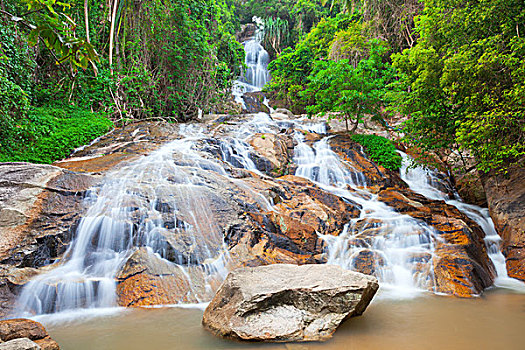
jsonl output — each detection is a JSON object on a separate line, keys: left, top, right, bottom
{"left": 0, "top": 163, "right": 96, "bottom": 316}
{"left": 329, "top": 134, "right": 406, "bottom": 193}
{"left": 231, "top": 175, "right": 361, "bottom": 266}
{"left": 350, "top": 249, "right": 386, "bottom": 276}
{"left": 377, "top": 188, "right": 495, "bottom": 296}
{"left": 55, "top": 122, "right": 180, "bottom": 173}
{"left": 242, "top": 92, "right": 270, "bottom": 114}
{"left": 482, "top": 165, "right": 525, "bottom": 282}
{"left": 247, "top": 133, "right": 294, "bottom": 176}
{"left": 0, "top": 319, "right": 59, "bottom": 350}
{"left": 273, "top": 108, "right": 294, "bottom": 118}
{"left": 0, "top": 163, "right": 96, "bottom": 268}
{"left": 116, "top": 248, "right": 212, "bottom": 307}
{"left": 202, "top": 264, "right": 378, "bottom": 342}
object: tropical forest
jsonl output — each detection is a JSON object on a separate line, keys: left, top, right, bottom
{"left": 0, "top": 0, "right": 523, "bottom": 349}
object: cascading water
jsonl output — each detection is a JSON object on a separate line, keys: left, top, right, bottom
{"left": 15, "top": 113, "right": 523, "bottom": 320}
{"left": 16, "top": 127, "right": 234, "bottom": 316}
{"left": 399, "top": 153, "right": 525, "bottom": 292}
{"left": 292, "top": 132, "right": 442, "bottom": 298}
{"left": 232, "top": 22, "right": 271, "bottom": 108}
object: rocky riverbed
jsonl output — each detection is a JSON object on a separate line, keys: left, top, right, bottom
{"left": 0, "top": 111, "right": 523, "bottom": 320}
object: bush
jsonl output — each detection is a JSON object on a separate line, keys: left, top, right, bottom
{"left": 351, "top": 134, "right": 402, "bottom": 170}
{"left": 0, "top": 106, "right": 113, "bottom": 164}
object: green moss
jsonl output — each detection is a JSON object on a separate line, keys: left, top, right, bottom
{"left": 351, "top": 134, "right": 402, "bottom": 171}
{"left": 0, "top": 106, "right": 113, "bottom": 164}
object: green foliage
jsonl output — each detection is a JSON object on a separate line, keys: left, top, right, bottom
{"left": 9, "top": 0, "right": 98, "bottom": 74}
{"left": 265, "top": 14, "right": 352, "bottom": 111}
{"left": 0, "top": 106, "right": 113, "bottom": 164}
{"left": 392, "top": 0, "right": 525, "bottom": 172}
{"left": 351, "top": 134, "right": 402, "bottom": 170}
{"left": 0, "top": 76, "right": 31, "bottom": 153}
{"left": 302, "top": 39, "right": 394, "bottom": 130}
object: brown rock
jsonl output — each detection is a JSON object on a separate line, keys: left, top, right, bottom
{"left": 483, "top": 165, "right": 525, "bottom": 282}
{"left": 248, "top": 133, "right": 294, "bottom": 176}
{"left": 0, "top": 319, "right": 58, "bottom": 350}
{"left": 377, "top": 187, "right": 495, "bottom": 296}
{"left": 116, "top": 248, "right": 192, "bottom": 307}
{"left": 202, "top": 264, "right": 378, "bottom": 342}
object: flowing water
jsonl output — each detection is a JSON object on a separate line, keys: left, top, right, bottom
{"left": 15, "top": 112, "right": 525, "bottom": 318}
{"left": 232, "top": 28, "right": 271, "bottom": 108}
{"left": 11, "top": 107, "right": 525, "bottom": 348}
{"left": 399, "top": 153, "right": 525, "bottom": 292}
{"left": 293, "top": 133, "right": 441, "bottom": 298}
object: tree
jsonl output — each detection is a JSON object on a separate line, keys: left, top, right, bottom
{"left": 392, "top": 0, "right": 525, "bottom": 173}
{"left": 303, "top": 39, "right": 394, "bottom": 131}
{"left": 1, "top": 0, "right": 98, "bottom": 77}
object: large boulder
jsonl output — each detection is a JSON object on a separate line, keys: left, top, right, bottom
{"left": 482, "top": 165, "right": 525, "bottom": 282}
{"left": 0, "top": 319, "right": 59, "bottom": 350}
{"left": 202, "top": 264, "right": 378, "bottom": 342}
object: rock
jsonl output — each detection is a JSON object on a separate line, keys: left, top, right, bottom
{"left": 455, "top": 172, "right": 487, "bottom": 207}
{"left": 0, "top": 338, "right": 40, "bottom": 350}
{"left": 116, "top": 248, "right": 195, "bottom": 307}
{"left": 273, "top": 108, "right": 294, "bottom": 118}
{"left": 0, "top": 163, "right": 96, "bottom": 267}
{"left": 329, "top": 134, "right": 406, "bottom": 193}
{"left": 247, "top": 133, "right": 294, "bottom": 176}
{"left": 242, "top": 92, "right": 270, "bottom": 114}
{"left": 377, "top": 188, "right": 495, "bottom": 296}
{"left": 0, "top": 319, "right": 59, "bottom": 350}
{"left": 0, "top": 163, "right": 96, "bottom": 317}
{"left": 236, "top": 23, "right": 257, "bottom": 43}
{"left": 483, "top": 165, "right": 525, "bottom": 282}
{"left": 202, "top": 264, "right": 378, "bottom": 342}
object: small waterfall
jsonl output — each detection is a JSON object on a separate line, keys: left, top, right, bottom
{"left": 16, "top": 127, "right": 233, "bottom": 316}
{"left": 232, "top": 27, "right": 271, "bottom": 108}
{"left": 293, "top": 132, "right": 442, "bottom": 298}
{"left": 399, "top": 153, "right": 525, "bottom": 292}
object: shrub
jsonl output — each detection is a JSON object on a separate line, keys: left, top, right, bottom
{"left": 351, "top": 134, "right": 402, "bottom": 170}
{"left": 0, "top": 106, "right": 113, "bottom": 164}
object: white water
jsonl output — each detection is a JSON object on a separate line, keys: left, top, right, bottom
{"left": 293, "top": 132, "right": 442, "bottom": 299}
{"left": 399, "top": 153, "right": 525, "bottom": 292}
{"left": 232, "top": 27, "right": 271, "bottom": 109}
{"left": 17, "top": 127, "right": 234, "bottom": 316}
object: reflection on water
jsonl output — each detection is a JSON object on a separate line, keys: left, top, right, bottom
{"left": 47, "top": 289, "right": 525, "bottom": 350}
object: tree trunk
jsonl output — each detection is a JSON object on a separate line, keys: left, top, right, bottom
{"left": 109, "top": 0, "right": 119, "bottom": 74}
{"left": 84, "top": 0, "right": 90, "bottom": 44}
{"left": 351, "top": 114, "right": 359, "bottom": 133}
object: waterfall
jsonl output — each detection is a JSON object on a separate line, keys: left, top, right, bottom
{"left": 399, "top": 153, "right": 525, "bottom": 292}
{"left": 293, "top": 132, "right": 441, "bottom": 298}
{"left": 15, "top": 113, "right": 522, "bottom": 319}
{"left": 16, "top": 127, "right": 233, "bottom": 316}
{"left": 232, "top": 26, "right": 271, "bottom": 107}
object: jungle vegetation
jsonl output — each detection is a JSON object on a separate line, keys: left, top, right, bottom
{"left": 1, "top": 0, "right": 523, "bottom": 175}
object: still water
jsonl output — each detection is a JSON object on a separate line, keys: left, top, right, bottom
{"left": 43, "top": 288, "right": 525, "bottom": 350}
